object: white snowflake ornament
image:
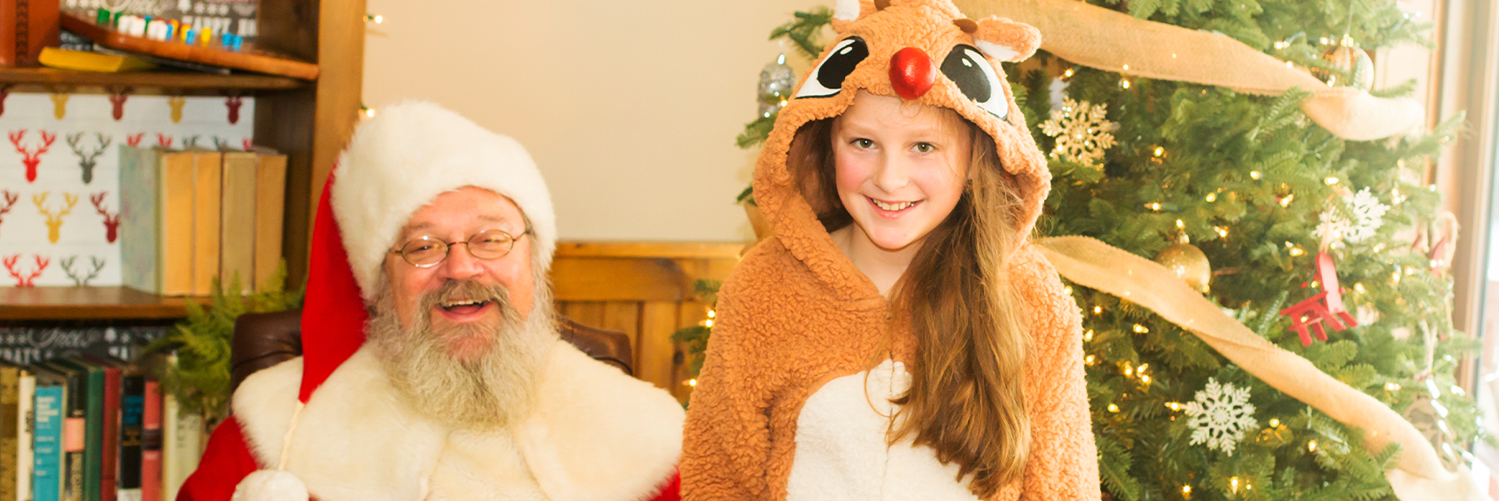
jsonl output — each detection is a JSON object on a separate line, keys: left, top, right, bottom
{"left": 1041, "top": 98, "right": 1118, "bottom": 169}
{"left": 1183, "top": 378, "right": 1258, "bottom": 456}
{"left": 1314, "top": 188, "right": 1389, "bottom": 244}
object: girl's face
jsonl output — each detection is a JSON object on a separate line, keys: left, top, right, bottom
{"left": 832, "top": 90, "right": 973, "bottom": 252}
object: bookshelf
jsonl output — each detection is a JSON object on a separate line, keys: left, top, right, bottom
{"left": 0, "top": 287, "right": 205, "bottom": 321}
{"left": 0, "top": 0, "right": 366, "bottom": 321}
{"left": 0, "top": 67, "right": 304, "bottom": 93}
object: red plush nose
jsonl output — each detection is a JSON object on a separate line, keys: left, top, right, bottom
{"left": 889, "top": 47, "right": 936, "bottom": 100}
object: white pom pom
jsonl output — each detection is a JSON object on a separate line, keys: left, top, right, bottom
{"left": 232, "top": 470, "right": 309, "bottom": 501}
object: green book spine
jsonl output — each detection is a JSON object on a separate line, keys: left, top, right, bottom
{"left": 82, "top": 369, "right": 102, "bottom": 501}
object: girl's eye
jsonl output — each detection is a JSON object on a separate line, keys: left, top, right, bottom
{"left": 914, "top": 143, "right": 935, "bottom": 153}
{"left": 853, "top": 139, "right": 874, "bottom": 149}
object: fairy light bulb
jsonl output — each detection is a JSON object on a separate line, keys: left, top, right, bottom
{"left": 1133, "top": 324, "right": 1149, "bottom": 333}
{"left": 1093, "top": 306, "right": 1103, "bottom": 315}
{"left": 1269, "top": 418, "right": 1280, "bottom": 427}
{"left": 1308, "top": 440, "right": 1318, "bottom": 452}
{"left": 1084, "top": 329, "right": 1094, "bottom": 341}
{"left": 1205, "top": 193, "right": 1217, "bottom": 202}
{"left": 1108, "top": 403, "right": 1120, "bottom": 413}
{"left": 1154, "top": 146, "right": 1165, "bottom": 157}
{"left": 1250, "top": 171, "right": 1262, "bottom": 180}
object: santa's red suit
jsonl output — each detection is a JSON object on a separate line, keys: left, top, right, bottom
{"left": 177, "top": 102, "right": 683, "bottom": 501}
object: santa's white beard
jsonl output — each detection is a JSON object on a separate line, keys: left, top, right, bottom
{"left": 367, "top": 279, "right": 556, "bottom": 431}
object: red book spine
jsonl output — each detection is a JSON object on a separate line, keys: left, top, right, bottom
{"left": 141, "top": 381, "right": 161, "bottom": 501}
{"left": 100, "top": 368, "right": 120, "bottom": 501}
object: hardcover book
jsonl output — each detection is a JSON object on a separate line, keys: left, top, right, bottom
{"left": 31, "top": 369, "right": 63, "bottom": 501}
{"left": 118, "top": 375, "right": 145, "bottom": 501}
{"left": 18, "top": 371, "right": 34, "bottom": 501}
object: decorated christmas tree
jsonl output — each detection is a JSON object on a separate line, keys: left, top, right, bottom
{"left": 708, "top": 1, "right": 1488, "bottom": 499}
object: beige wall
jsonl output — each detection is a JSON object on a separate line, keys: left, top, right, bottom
{"left": 363, "top": 0, "right": 821, "bottom": 242}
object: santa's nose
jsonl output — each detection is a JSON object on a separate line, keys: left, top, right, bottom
{"left": 889, "top": 47, "right": 936, "bottom": 100}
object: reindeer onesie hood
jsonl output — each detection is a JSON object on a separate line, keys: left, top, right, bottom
{"left": 681, "top": 1, "right": 1098, "bottom": 500}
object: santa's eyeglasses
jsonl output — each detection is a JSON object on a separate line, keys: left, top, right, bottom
{"left": 388, "top": 227, "right": 532, "bottom": 268}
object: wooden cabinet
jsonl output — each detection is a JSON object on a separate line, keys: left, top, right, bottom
{"left": 0, "top": 0, "right": 366, "bottom": 321}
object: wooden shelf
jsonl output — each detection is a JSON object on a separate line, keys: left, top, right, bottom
{"left": 0, "top": 67, "right": 305, "bottom": 93}
{"left": 0, "top": 287, "right": 204, "bottom": 321}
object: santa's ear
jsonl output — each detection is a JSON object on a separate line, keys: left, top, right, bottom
{"left": 832, "top": 0, "right": 889, "bottom": 33}
{"left": 971, "top": 17, "right": 1041, "bottom": 62}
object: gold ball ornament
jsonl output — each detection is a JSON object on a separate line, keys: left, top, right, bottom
{"left": 1154, "top": 243, "right": 1212, "bottom": 293}
{"left": 1310, "top": 45, "right": 1374, "bottom": 91}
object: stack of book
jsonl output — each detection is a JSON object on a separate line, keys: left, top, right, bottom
{"left": 118, "top": 146, "right": 287, "bottom": 296}
{"left": 1, "top": 358, "right": 204, "bottom": 501}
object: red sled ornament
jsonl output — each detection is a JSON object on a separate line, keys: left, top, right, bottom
{"left": 1279, "top": 252, "right": 1358, "bottom": 346}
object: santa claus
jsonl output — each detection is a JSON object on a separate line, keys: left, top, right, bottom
{"left": 179, "top": 102, "right": 685, "bottom": 501}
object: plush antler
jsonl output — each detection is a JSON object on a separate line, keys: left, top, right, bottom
{"left": 157, "top": 133, "right": 173, "bottom": 148}
{"left": 90, "top": 192, "right": 121, "bottom": 243}
{"left": 67, "top": 133, "right": 112, "bottom": 184}
{"left": 60, "top": 255, "right": 104, "bottom": 286}
{"left": 33, "top": 192, "right": 78, "bottom": 244}
{"left": 126, "top": 132, "right": 145, "bottom": 147}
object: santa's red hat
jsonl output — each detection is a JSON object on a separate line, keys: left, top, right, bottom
{"left": 299, "top": 101, "right": 558, "bottom": 403}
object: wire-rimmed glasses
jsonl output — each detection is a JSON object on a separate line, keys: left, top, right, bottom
{"left": 388, "top": 227, "right": 530, "bottom": 268}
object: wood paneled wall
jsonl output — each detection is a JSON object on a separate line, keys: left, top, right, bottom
{"left": 549, "top": 242, "right": 742, "bottom": 403}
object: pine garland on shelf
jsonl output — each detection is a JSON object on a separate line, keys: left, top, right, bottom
{"left": 146, "top": 264, "right": 303, "bottom": 425}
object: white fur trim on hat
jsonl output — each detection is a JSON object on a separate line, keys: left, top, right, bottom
{"left": 331, "top": 101, "right": 557, "bottom": 301}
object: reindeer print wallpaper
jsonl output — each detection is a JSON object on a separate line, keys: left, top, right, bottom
{"left": 0, "top": 93, "right": 254, "bottom": 287}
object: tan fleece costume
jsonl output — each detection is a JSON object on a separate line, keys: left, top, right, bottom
{"left": 681, "top": 0, "right": 1098, "bottom": 500}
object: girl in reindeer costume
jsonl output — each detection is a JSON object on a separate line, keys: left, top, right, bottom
{"left": 680, "top": 0, "right": 1097, "bottom": 500}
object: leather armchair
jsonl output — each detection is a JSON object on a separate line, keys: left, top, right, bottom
{"left": 230, "top": 309, "right": 634, "bottom": 393}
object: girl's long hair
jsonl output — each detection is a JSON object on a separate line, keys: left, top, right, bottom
{"left": 787, "top": 116, "right": 1030, "bottom": 498}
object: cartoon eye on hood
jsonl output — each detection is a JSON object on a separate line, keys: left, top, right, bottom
{"left": 794, "top": 37, "right": 869, "bottom": 99}
{"left": 941, "top": 45, "right": 1008, "bottom": 121}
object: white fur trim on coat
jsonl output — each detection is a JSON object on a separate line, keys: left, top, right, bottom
{"left": 331, "top": 101, "right": 558, "bottom": 301}
{"left": 232, "top": 340, "right": 683, "bottom": 501}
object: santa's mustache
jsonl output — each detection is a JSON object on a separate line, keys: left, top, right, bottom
{"left": 416, "top": 279, "right": 513, "bottom": 320}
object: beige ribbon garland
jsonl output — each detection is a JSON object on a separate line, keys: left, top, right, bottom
{"left": 953, "top": 0, "right": 1426, "bottom": 140}
{"left": 1033, "top": 236, "right": 1483, "bottom": 500}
